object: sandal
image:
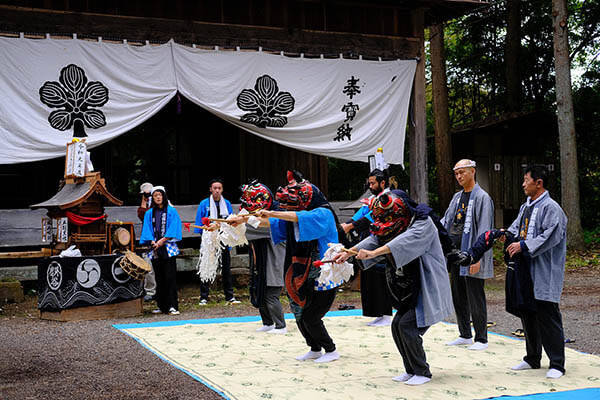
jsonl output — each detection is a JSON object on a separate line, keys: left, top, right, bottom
{"left": 512, "top": 328, "right": 525, "bottom": 337}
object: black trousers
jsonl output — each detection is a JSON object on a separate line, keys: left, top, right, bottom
{"left": 449, "top": 264, "right": 488, "bottom": 343}
{"left": 200, "top": 249, "right": 234, "bottom": 301}
{"left": 296, "top": 289, "right": 337, "bottom": 353}
{"left": 391, "top": 308, "right": 431, "bottom": 377}
{"left": 259, "top": 286, "right": 286, "bottom": 329}
{"left": 152, "top": 256, "right": 178, "bottom": 313}
{"left": 361, "top": 266, "right": 393, "bottom": 318}
{"left": 520, "top": 300, "right": 565, "bottom": 373}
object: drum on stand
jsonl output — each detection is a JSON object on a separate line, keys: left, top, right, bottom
{"left": 119, "top": 250, "right": 151, "bottom": 281}
{"left": 112, "top": 227, "right": 131, "bottom": 249}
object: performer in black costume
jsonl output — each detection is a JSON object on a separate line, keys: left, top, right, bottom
{"left": 231, "top": 180, "right": 287, "bottom": 334}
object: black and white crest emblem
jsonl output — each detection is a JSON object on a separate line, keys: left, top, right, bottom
{"left": 236, "top": 75, "right": 294, "bottom": 128}
{"left": 39, "top": 64, "right": 109, "bottom": 137}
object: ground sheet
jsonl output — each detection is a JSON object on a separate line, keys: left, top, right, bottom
{"left": 114, "top": 310, "right": 600, "bottom": 400}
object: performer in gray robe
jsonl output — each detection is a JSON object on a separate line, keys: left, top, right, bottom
{"left": 245, "top": 225, "right": 287, "bottom": 333}
{"left": 505, "top": 165, "right": 567, "bottom": 379}
{"left": 336, "top": 192, "right": 453, "bottom": 386}
{"left": 441, "top": 159, "right": 494, "bottom": 350}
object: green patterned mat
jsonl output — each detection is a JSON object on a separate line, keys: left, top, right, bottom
{"left": 115, "top": 313, "right": 600, "bottom": 400}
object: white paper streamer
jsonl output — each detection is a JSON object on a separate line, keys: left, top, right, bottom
{"left": 317, "top": 243, "right": 354, "bottom": 285}
{"left": 219, "top": 214, "right": 248, "bottom": 248}
{"left": 196, "top": 229, "right": 223, "bottom": 283}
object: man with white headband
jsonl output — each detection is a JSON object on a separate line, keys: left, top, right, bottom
{"left": 441, "top": 159, "right": 494, "bottom": 350}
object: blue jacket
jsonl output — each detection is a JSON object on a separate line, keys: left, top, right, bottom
{"left": 140, "top": 205, "right": 182, "bottom": 243}
{"left": 194, "top": 196, "right": 233, "bottom": 234}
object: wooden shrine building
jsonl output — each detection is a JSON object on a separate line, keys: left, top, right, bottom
{"left": 0, "top": 0, "right": 487, "bottom": 209}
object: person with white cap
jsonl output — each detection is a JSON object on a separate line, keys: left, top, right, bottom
{"left": 140, "top": 186, "right": 182, "bottom": 315}
{"left": 137, "top": 182, "right": 156, "bottom": 302}
{"left": 441, "top": 159, "right": 494, "bottom": 351}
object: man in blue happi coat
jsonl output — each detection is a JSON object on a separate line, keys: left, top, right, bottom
{"left": 340, "top": 169, "right": 393, "bottom": 327}
{"left": 194, "top": 178, "right": 240, "bottom": 305}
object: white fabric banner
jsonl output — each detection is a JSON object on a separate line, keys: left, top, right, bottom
{"left": 173, "top": 44, "right": 416, "bottom": 164}
{"left": 0, "top": 37, "right": 177, "bottom": 164}
{"left": 0, "top": 37, "right": 415, "bottom": 165}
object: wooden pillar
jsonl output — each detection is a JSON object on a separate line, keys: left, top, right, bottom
{"left": 409, "top": 9, "right": 428, "bottom": 203}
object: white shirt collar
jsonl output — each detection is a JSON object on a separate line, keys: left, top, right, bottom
{"left": 526, "top": 190, "right": 548, "bottom": 207}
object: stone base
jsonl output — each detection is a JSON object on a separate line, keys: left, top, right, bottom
{"left": 0, "top": 281, "right": 24, "bottom": 303}
{"left": 39, "top": 297, "right": 143, "bottom": 321}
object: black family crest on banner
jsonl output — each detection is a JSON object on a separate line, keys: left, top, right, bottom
{"left": 39, "top": 64, "right": 109, "bottom": 137}
{"left": 237, "top": 75, "right": 295, "bottom": 128}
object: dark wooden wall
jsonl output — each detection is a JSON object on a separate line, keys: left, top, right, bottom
{"left": 452, "top": 112, "right": 559, "bottom": 227}
{"left": 0, "top": 0, "right": 414, "bottom": 38}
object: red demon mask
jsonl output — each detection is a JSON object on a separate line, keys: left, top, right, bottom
{"left": 369, "top": 192, "right": 411, "bottom": 243}
{"left": 240, "top": 181, "right": 273, "bottom": 212}
{"left": 276, "top": 171, "right": 313, "bottom": 211}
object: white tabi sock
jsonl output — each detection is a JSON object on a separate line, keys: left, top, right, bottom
{"left": 373, "top": 315, "right": 392, "bottom": 326}
{"left": 446, "top": 337, "right": 473, "bottom": 346}
{"left": 511, "top": 361, "right": 533, "bottom": 370}
{"left": 296, "top": 350, "right": 322, "bottom": 361}
{"left": 256, "top": 324, "right": 275, "bottom": 332}
{"left": 546, "top": 368, "right": 564, "bottom": 379}
{"left": 392, "top": 373, "right": 414, "bottom": 382}
{"left": 367, "top": 317, "right": 383, "bottom": 326}
{"left": 405, "top": 375, "right": 431, "bottom": 385}
{"left": 267, "top": 327, "right": 287, "bottom": 334}
{"left": 468, "top": 342, "right": 488, "bottom": 351}
{"left": 314, "top": 350, "right": 340, "bottom": 363}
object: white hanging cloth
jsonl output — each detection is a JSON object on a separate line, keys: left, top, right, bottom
{"left": 173, "top": 43, "right": 416, "bottom": 164}
{"left": 0, "top": 37, "right": 177, "bottom": 164}
{"left": 0, "top": 37, "right": 416, "bottom": 165}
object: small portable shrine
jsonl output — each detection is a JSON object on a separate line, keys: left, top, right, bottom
{"left": 30, "top": 140, "right": 123, "bottom": 255}
{"left": 30, "top": 140, "right": 146, "bottom": 321}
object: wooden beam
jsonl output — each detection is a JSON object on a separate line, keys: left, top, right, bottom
{"left": 409, "top": 8, "right": 428, "bottom": 203}
{"left": 0, "top": 5, "right": 420, "bottom": 59}
{"left": 0, "top": 248, "right": 52, "bottom": 259}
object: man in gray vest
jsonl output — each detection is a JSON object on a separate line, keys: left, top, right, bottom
{"left": 505, "top": 165, "right": 567, "bottom": 379}
{"left": 442, "top": 159, "right": 494, "bottom": 351}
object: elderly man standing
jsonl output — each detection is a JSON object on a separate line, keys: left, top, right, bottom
{"left": 506, "top": 165, "right": 567, "bottom": 379}
{"left": 442, "top": 159, "right": 494, "bottom": 351}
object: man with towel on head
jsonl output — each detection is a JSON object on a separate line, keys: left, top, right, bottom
{"left": 195, "top": 178, "right": 240, "bottom": 305}
{"left": 441, "top": 159, "right": 494, "bottom": 351}
{"left": 335, "top": 191, "right": 453, "bottom": 385}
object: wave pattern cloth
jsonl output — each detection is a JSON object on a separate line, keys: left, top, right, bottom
{"left": 114, "top": 311, "right": 600, "bottom": 400}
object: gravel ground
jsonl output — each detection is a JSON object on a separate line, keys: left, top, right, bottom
{"left": 1, "top": 267, "right": 599, "bottom": 400}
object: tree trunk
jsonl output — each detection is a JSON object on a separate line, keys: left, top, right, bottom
{"left": 409, "top": 8, "right": 428, "bottom": 203}
{"left": 552, "top": 0, "right": 585, "bottom": 249}
{"left": 429, "top": 23, "right": 454, "bottom": 210}
{"left": 505, "top": 0, "right": 521, "bottom": 112}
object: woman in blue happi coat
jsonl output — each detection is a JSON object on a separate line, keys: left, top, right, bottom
{"left": 140, "top": 186, "right": 182, "bottom": 315}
